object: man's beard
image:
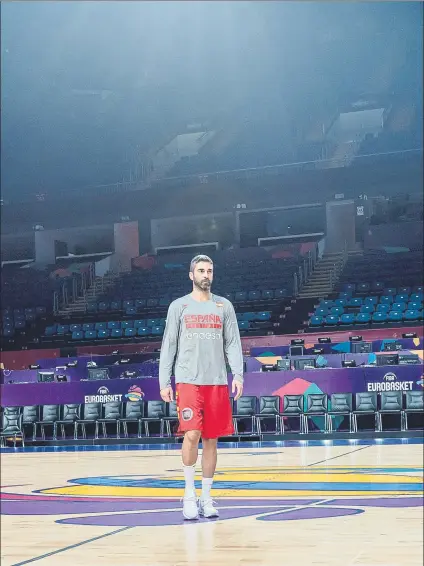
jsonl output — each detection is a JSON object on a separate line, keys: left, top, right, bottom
{"left": 194, "top": 278, "right": 211, "bottom": 291}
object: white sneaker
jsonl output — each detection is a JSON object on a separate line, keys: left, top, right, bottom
{"left": 199, "top": 498, "right": 219, "bottom": 518}
{"left": 183, "top": 496, "right": 199, "bottom": 520}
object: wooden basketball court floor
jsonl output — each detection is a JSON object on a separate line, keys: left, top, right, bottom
{"left": 1, "top": 438, "right": 423, "bottom": 566}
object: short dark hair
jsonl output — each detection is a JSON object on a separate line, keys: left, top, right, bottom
{"left": 190, "top": 254, "right": 213, "bottom": 272}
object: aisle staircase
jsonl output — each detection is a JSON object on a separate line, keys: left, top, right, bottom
{"left": 297, "top": 252, "right": 346, "bottom": 299}
{"left": 57, "top": 273, "right": 119, "bottom": 316}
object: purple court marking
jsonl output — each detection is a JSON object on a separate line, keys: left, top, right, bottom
{"left": 57, "top": 506, "right": 288, "bottom": 526}
{"left": 322, "top": 497, "right": 424, "bottom": 507}
{"left": 257, "top": 507, "right": 364, "bottom": 521}
{"left": 0, "top": 493, "right": 317, "bottom": 516}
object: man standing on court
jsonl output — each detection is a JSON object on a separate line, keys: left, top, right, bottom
{"left": 158, "top": 254, "right": 244, "bottom": 520}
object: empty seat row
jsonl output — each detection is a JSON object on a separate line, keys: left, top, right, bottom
{"left": 315, "top": 303, "right": 422, "bottom": 317}
{"left": 44, "top": 319, "right": 167, "bottom": 336}
{"left": 310, "top": 310, "right": 423, "bottom": 327}
{"left": 88, "top": 290, "right": 288, "bottom": 313}
{"left": 341, "top": 283, "right": 423, "bottom": 295}
{"left": 324, "top": 293, "right": 423, "bottom": 308}
{"left": 2, "top": 391, "right": 422, "bottom": 446}
{"left": 70, "top": 327, "right": 165, "bottom": 340}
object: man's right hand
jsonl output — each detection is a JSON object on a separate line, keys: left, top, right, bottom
{"left": 160, "top": 387, "right": 174, "bottom": 403}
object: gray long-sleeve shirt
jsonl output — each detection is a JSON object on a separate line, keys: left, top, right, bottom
{"left": 158, "top": 293, "right": 244, "bottom": 390}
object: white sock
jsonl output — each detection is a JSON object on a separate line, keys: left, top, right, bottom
{"left": 183, "top": 464, "right": 196, "bottom": 499}
{"left": 201, "top": 477, "right": 213, "bottom": 502}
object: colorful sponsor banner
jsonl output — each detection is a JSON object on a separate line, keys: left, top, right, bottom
{"left": 2, "top": 367, "right": 417, "bottom": 407}
{"left": 363, "top": 365, "right": 424, "bottom": 392}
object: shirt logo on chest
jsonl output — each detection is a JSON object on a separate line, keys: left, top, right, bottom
{"left": 184, "top": 314, "right": 223, "bottom": 329}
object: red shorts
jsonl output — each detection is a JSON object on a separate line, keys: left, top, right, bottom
{"left": 175, "top": 383, "right": 234, "bottom": 439}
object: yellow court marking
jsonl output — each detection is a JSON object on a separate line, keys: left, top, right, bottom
{"left": 42, "top": 485, "right": 421, "bottom": 498}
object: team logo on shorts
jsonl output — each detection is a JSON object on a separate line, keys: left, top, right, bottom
{"left": 181, "top": 408, "right": 193, "bottom": 421}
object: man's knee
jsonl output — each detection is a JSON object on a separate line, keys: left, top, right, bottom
{"left": 185, "top": 430, "right": 202, "bottom": 443}
{"left": 201, "top": 437, "right": 218, "bottom": 447}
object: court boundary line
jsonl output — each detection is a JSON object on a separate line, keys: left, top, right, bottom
{"left": 11, "top": 526, "right": 134, "bottom": 566}
{"left": 306, "top": 444, "right": 372, "bottom": 466}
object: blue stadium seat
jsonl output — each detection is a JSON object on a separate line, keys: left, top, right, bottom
{"left": 57, "top": 325, "right": 69, "bottom": 334}
{"left": 159, "top": 297, "right": 171, "bottom": 306}
{"left": 95, "top": 322, "right": 107, "bottom": 331}
{"left": 343, "top": 284, "right": 355, "bottom": 293}
{"left": 256, "top": 311, "right": 271, "bottom": 321}
{"left": 146, "top": 299, "right": 158, "bottom": 307}
{"left": 36, "top": 306, "right": 46, "bottom": 316}
{"left": 413, "top": 286, "right": 423, "bottom": 293}
{"left": 123, "top": 300, "right": 134, "bottom": 309}
{"left": 44, "top": 326, "right": 56, "bottom": 336}
{"left": 70, "top": 324, "right": 81, "bottom": 332}
{"left": 242, "top": 312, "right": 256, "bottom": 321}
{"left": 274, "top": 289, "right": 287, "bottom": 299}
{"left": 224, "top": 293, "right": 234, "bottom": 301}
{"left": 248, "top": 291, "right": 261, "bottom": 301}
{"left": 98, "top": 302, "right": 109, "bottom": 311}
{"left": 86, "top": 303, "right": 97, "bottom": 313}
{"left": 147, "top": 318, "right": 161, "bottom": 327}
{"left": 82, "top": 323, "right": 94, "bottom": 332}
{"left": 262, "top": 290, "right": 274, "bottom": 300}
{"left": 134, "top": 319, "right": 146, "bottom": 328}
{"left": 84, "top": 330, "right": 97, "bottom": 340}
{"left": 124, "top": 328, "right": 137, "bottom": 337}
{"left": 395, "top": 294, "right": 409, "bottom": 303}
{"left": 72, "top": 331, "right": 84, "bottom": 340}
{"left": 384, "top": 288, "right": 397, "bottom": 296}
{"left": 238, "top": 321, "right": 250, "bottom": 330}
{"left": 320, "top": 300, "right": 333, "bottom": 308}
{"left": 3, "top": 327, "right": 14, "bottom": 337}
{"left": 355, "top": 313, "right": 371, "bottom": 324}
{"left": 364, "top": 296, "right": 378, "bottom": 305}
{"left": 107, "top": 321, "right": 121, "bottom": 330}
{"left": 403, "top": 310, "right": 420, "bottom": 321}
{"left": 137, "top": 327, "right": 151, "bottom": 337}
{"left": 348, "top": 298, "right": 363, "bottom": 307}
{"left": 340, "top": 314, "right": 355, "bottom": 325}
{"left": 110, "top": 301, "right": 121, "bottom": 310}
{"left": 310, "top": 316, "right": 323, "bottom": 327}
{"left": 392, "top": 303, "right": 407, "bottom": 312}
{"left": 324, "top": 315, "right": 339, "bottom": 326}
{"left": 330, "top": 307, "right": 344, "bottom": 316}
{"left": 379, "top": 295, "right": 393, "bottom": 305}
{"left": 125, "top": 307, "right": 137, "bottom": 316}
{"left": 333, "top": 299, "right": 347, "bottom": 307}
{"left": 408, "top": 302, "right": 422, "bottom": 310}
{"left": 152, "top": 326, "right": 164, "bottom": 336}
{"left": 315, "top": 308, "right": 328, "bottom": 317}
{"left": 372, "top": 312, "right": 388, "bottom": 323}
{"left": 371, "top": 282, "right": 384, "bottom": 292}
{"left": 360, "top": 305, "right": 374, "bottom": 314}
{"left": 356, "top": 283, "right": 370, "bottom": 294}
{"left": 388, "top": 311, "right": 403, "bottom": 322}
{"left": 97, "top": 329, "right": 110, "bottom": 339}
{"left": 235, "top": 292, "right": 247, "bottom": 302}
{"left": 111, "top": 329, "right": 123, "bottom": 338}
{"left": 338, "top": 292, "right": 352, "bottom": 300}
{"left": 398, "top": 287, "right": 411, "bottom": 295}
{"left": 121, "top": 321, "right": 134, "bottom": 330}
{"left": 135, "top": 299, "right": 147, "bottom": 308}
{"left": 410, "top": 293, "right": 424, "bottom": 302}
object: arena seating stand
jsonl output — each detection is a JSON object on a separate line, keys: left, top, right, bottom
{"left": 39, "top": 251, "right": 306, "bottom": 346}
{"left": 307, "top": 250, "right": 423, "bottom": 331}
{"left": 1, "top": 265, "right": 72, "bottom": 341}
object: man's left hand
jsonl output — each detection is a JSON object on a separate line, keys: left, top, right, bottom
{"left": 232, "top": 379, "right": 243, "bottom": 400}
